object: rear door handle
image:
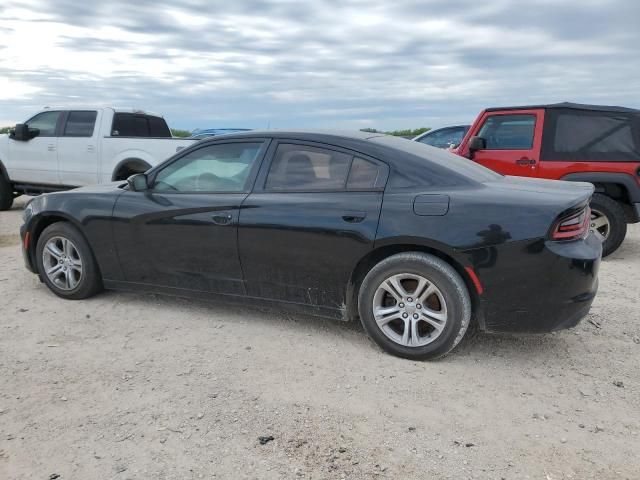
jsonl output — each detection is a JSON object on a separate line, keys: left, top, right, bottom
{"left": 212, "top": 213, "right": 233, "bottom": 225}
{"left": 47, "top": 144, "right": 55, "bottom": 151}
{"left": 342, "top": 211, "right": 367, "bottom": 223}
{"left": 516, "top": 157, "right": 536, "bottom": 165}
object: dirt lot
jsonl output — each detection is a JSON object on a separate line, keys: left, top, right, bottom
{"left": 1, "top": 196, "right": 639, "bottom": 480}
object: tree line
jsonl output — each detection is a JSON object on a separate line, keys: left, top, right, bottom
{"left": 360, "top": 127, "right": 430, "bottom": 137}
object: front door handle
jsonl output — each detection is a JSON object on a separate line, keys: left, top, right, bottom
{"left": 342, "top": 211, "right": 367, "bottom": 223}
{"left": 516, "top": 157, "right": 536, "bottom": 165}
{"left": 212, "top": 213, "right": 233, "bottom": 225}
{"left": 47, "top": 144, "right": 56, "bottom": 152}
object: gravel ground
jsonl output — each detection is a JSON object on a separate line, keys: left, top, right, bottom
{"left": 1, "top": 196, "right": 639, "bottom": 480}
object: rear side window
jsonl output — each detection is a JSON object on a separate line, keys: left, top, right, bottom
{"left": 478, "top": 114, "right": 535, "bottom": 150}
{"left": 265, "top": 144, "right": 352, "bottom": 191}
{"left": 347, "top": 157, "right": 380, "bottom": 189}
{"left": 541, "top": 109, "right": 640, "bottom": 161}
{"left": 111, "top": 113, "right": 171, "bottom": 138}
{"left": 63, "top": 111, "right": 97, "bottom": 137}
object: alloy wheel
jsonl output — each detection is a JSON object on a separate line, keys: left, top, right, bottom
{"left": 590, "top": 209, "right": 611, "bottom": 240}
{"left": 372, "top": 273, "right": 448, "bottom": 347}
{"left": 42, "top": 236, "right": 83, "bottom": 291}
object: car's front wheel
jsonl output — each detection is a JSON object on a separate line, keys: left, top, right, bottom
{"left": 36, "top": 222, "right": 103, "bottom": 300}
{"left": 358, "top": 252, "right": 471, "bottom": 360}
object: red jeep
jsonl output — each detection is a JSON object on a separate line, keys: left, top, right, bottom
{"left": 454, "top": 103, "right": 640, "bottom": 256}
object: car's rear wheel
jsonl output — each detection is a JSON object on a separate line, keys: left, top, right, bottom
{"left": 36, "top": 222, "right": 103, "bottom": 300}
{"left": 589, "top": 193, "right": 626, "bottom": 257}
{"left": 358, "top": 252, "right": 471, "bottom": 360}
{"left": 0, "top": 176, "right": 14, "bottom": 211}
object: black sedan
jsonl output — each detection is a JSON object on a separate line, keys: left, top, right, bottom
{"left": 20, "top": 130, "right": 601, "bottom": 360}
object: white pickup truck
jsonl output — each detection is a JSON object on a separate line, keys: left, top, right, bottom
{"left": 0, "top": 107, "right": 197, "bottom": 210}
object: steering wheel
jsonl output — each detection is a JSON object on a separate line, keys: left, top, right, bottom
{"left": 196, "top": 172, "right": 222, "bottom": 190}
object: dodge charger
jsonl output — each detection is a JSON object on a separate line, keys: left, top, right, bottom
{"left": 20, "top": 130, "right": 602, "bottom": 360}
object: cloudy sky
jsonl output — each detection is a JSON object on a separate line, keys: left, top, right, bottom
{"left": 1, "top": 0, "right": 639, "bottom": 131}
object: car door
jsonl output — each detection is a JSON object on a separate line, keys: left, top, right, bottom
{"left": 470, "top": 110, "right": 543, "bottom": 177}
{"left": 7, "top": 110, "right": 63, "bottom": 185}
{"left": 238, "top": 140, "right": 388, "bottom": 310}
{"left": 112, "top": 139, "right": 269, "bottom": 295}
{"left": 57, "top": 110, "right": 100, "bottom": 186}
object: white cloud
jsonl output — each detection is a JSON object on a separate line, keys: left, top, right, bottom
{"left": 0, "top": 0, "right": 638, "bottom": 130}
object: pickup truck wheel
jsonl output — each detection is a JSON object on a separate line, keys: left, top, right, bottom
{"left": 0, "top": 176, "right": 14, "bottom": 211}
{"left": 358, "top": 252, "right": 471, "bottom": 360}
{"left": 35, "top": 222, "right": 103, "bottom": 300}
{"left": 590, "top": 193, "right": 627, "bottom": 257}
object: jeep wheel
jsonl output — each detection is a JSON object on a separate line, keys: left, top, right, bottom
{"left": 589, "top": 193, "right": 627, "bottom": 257}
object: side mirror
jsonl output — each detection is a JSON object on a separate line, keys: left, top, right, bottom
{"left": 467, "top": 136, "right": 486, "bottom": 159}
{"left": 468, "top": 136, "right": 486, "bottom": 152}
{"left": 10, "top": 124, "right": 38, "bottom": 141}
{"left": 127, "top": 173, "right": 149, "bottom": 192}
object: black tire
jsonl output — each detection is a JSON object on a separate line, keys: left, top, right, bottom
{"left": 358, "top": 252, "right": 471, "bottom": 360}
{"left": 0, "top": 175, "right": 14, "bottom": 211}
{"left": 35, "top": 222, "right": 103, "bottom": 300}
{"left": 590, "top": 193, "right": 627, "bottom": 257}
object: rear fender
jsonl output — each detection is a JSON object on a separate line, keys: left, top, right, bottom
{"left": 561, "top": 172, "right": 640, "bottom": 202}
{"left": 562, "top": 172, "right": 640, "bottom": 222}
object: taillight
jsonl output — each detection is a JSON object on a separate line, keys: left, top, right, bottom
{"left": 551, "top": 206, "right": 590, "bottom": 241}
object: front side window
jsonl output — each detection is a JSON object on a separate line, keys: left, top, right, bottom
{"left": 26, "top": 111, "right": 61, "bottom": 137}
{"left": 478, "top": 114, "right": 536, "bottom": 150}
{"left": 265, "top": 144, "right": 352, "bottom": 191}
{"left": 153, "top": 142, "right": 263, "bottom": 193}
{"left": 63, "top": 111, "right": 97, "bottom": 137}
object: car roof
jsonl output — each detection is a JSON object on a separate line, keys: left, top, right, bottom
{"left": 485, "top": 102, "right": 640, "bottom": 114}
{"left": 194, "top": 128, "right": 252, "bottom": 133}
{"left": 40, "top": 106, "right": 164, "bottom": 117}
{"left": 211, "top": 128, "right": 384, "bottom": 140}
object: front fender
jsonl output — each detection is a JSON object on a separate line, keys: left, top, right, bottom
{"left": 0, "top": 135, "right": 10, "bottom": 179}
{"left": 23, "top": 190, "right": 125, "bottom": 281}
